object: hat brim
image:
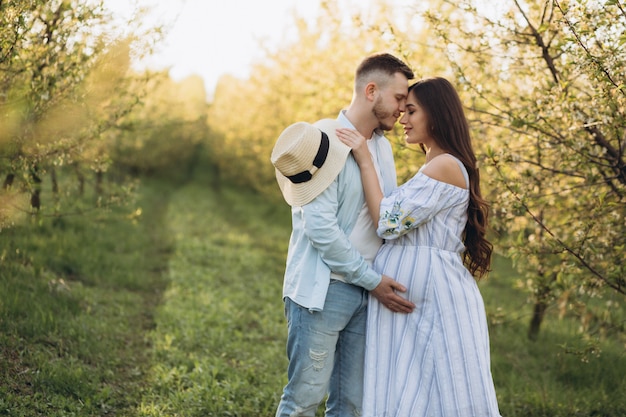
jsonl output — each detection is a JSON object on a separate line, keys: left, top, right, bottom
{"left": 275, "top": 119, "right": 350, "bottom": 206}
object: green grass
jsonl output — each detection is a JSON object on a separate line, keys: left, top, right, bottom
{"left": 0, "top": 176, "right": 173, "bottom": 416}
{"left": 481, "top": 256, "right": 626, "bottom": 417}
{"left": 134, "top": 181, "right": 291, "bottom": 417}
{"left": 1, "top": 167, "right": 624, "bottom": 416}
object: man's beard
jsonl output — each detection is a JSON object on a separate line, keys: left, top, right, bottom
{"left": 372, "top": 97, "right": 395, "bottom": 131}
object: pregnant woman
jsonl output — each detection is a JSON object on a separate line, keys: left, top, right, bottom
{"left": 336, "top": 76, "right": 501, "bottom": 417}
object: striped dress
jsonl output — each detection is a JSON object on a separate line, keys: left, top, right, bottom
{"left": 363, "top": 156, "right": 501, "bottom": 417}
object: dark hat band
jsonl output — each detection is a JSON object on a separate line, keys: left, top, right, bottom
{"left": 286, "top": 131, "right": 329, "bottom": 184}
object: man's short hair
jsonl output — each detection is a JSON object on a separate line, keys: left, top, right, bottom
{"left": 355, "top": 53, "right": 414, "bottom": 90}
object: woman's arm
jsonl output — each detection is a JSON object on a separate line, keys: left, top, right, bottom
{"left": 335, "top": 128, "right": 383, "bottom": 223}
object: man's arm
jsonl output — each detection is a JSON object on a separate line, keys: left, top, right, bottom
{"left": 300, "top": 179, "right": 378, "bottom": 287}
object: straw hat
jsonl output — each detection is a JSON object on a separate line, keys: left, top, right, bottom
{"left": 271, "top": 119, "right": 350, "bottom": 206}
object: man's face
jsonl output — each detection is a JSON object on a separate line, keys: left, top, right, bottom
{"left": 372, "top": 72, "right": 409, "bottom": 131}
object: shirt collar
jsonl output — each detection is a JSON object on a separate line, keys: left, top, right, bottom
{"left": 337, "top": 110, "right": 384, "bottom": 141}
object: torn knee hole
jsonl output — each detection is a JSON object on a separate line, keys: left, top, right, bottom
{"left": 309, "top": 349, "right": 329, "bottom": 371}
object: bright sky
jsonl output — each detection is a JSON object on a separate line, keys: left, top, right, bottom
{"left": 104, "top": 0, "right": 322, "bottom": 99}
{"left": 102, "top": 1, "right": 507, "bottom": 101}
{"left": 103, "top": 0, "right": 419, "bottom": 100}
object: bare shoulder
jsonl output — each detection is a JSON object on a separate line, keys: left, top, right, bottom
{"left": 421, "top": 154, "right": 467, "bottom": 189}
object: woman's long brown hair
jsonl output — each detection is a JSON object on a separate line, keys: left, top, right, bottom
{"left": 409, "top": 77, "right": 493, "bottom": 278}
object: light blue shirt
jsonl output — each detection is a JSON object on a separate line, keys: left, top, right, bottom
{"left": 282, "top": 112, "right": 397, "bottom": 311}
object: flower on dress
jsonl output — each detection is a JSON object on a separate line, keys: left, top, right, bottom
{"left": 402, "top": 216, "right": 416, "bottom": 230}
{"left": 380, "top": 201, "right": 410, "bottom": 237}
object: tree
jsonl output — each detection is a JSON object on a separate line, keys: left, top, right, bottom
{"left": 0, "top": 0, "right": 162, "bottom": 225}
{"left": 112, "top": 72, "right": 209, "bottom": 181}
{"left": 423, "top": 0, "right": 625, "bottom": 342}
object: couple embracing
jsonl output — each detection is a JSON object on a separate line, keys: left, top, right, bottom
{"left": 270, "top": 53, "right": 501, "bottom": 417}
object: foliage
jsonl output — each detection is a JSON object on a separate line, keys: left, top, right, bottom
{"left": 418, "top": 0, "right": 626, "bottom": 340}
{"left": 0, "top": 0, "right": 161, "bottom": 225}
{"left": 112, "top": 73, "right": 209, "bottom": 177}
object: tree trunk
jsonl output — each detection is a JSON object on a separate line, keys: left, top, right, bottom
{"left": 527, "top": 271, "right": 557, "bottom": 341}
{"left": 50, "top": 166, "right": 59, "bottom": 195}
{"left": 74, "top": 164, "right": 85, "bottom": 195}
{"left": 528, "top": 301, "right": 548, "bottom": 341}
{"left": 211, "top": 162, "right": 221, "bottom": 194}
{"left": 3, "top": 173, "right": 15, "bottom": 190}
{"left": 95, "top": 170, "right": 103, "bottom": 198}
{"left": 30, "top": 166, "right": 42, "bottom": 211}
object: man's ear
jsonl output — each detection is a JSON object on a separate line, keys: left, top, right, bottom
{"left": 365, "top": 82, "right": 377, "bottom": 102}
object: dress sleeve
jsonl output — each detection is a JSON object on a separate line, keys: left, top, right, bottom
{"left": 377, "top": 172, "right": 467, "bottom": 239}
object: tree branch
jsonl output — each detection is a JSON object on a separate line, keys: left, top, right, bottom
{"left": 490, "top": 153, "right": 625, "bottom": 295}
{"left": 554, "top": 0, "right": 626, "bottom": 97}
{"left": 514, "top": 0, "right": 560, "bottom": 84}
{"left": 585, "top": 125, "right": 626, "bottom": 185}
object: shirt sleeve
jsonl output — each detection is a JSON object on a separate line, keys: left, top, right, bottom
{"left": 300, "top": 179, "right": 381, "bottom": 291}
{"left": 378, "top": 172, "right": 467, "bottom": 240}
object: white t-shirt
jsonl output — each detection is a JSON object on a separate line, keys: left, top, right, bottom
{"left": 331, "top": 138, "right": 384, "bottom": 282}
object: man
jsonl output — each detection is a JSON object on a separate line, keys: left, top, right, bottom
{"left": 271, "top": 53, "right": 415, "bottom": 417}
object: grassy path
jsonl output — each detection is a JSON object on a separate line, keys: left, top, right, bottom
{"left": 134, "top": 181, "right": 292, "bottom": 416}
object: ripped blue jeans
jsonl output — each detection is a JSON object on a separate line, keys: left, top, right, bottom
{"left": 276, "top": 280, "right": 368, "bottom": 417}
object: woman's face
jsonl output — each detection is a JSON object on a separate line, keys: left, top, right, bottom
{"left": 399, "top": 92, "right": 431, "bottom": 146}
